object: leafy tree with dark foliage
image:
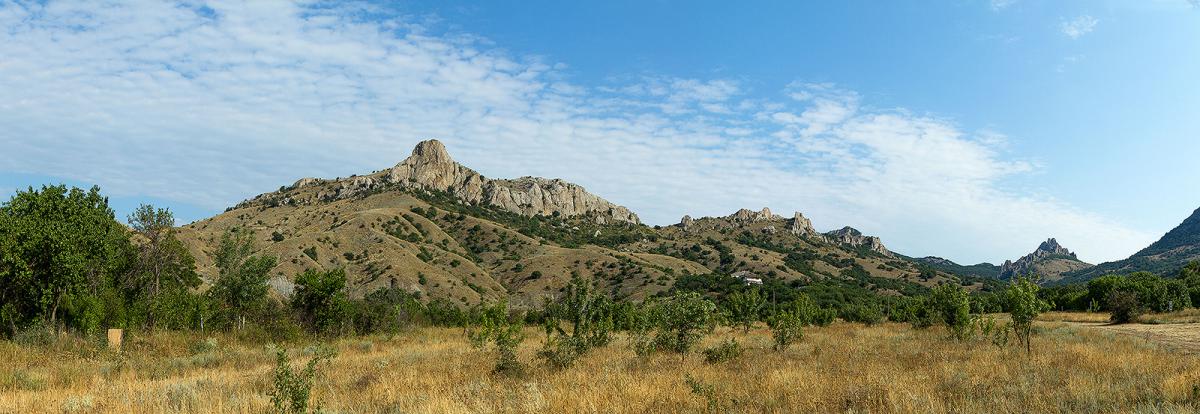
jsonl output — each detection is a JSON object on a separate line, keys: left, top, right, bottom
{"left": 208, "top": 228, "right": 277, "bottom": 331}
{"left": 292, "top": 268, "right": 351, "bottom": 335}
{"left": 127, "top": 204, "right": 200, "bottom": 330}
{"left": 0, "top": 185, "right": 133, "bottom": 336}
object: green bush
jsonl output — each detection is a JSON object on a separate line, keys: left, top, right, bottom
{"left": 267, "top": 346, "right": 335, "bottom": 414}
{"left": 839, "top": 303, "right": 884, "bottom": 326}
{"left": 702, "top": 338, "right": 743, "bottom": 364}
{"left": 929, "top": 283, "right": 973, "bottom": 340}
{"left": 1106, "top": 290, "right": 1142, "bottom": 324}
{"left": 465, "top": 302, "right": 526, "bottom": 376}
{"left": 767, "top": 309, "right": 803, "bottom": 351}
{"left": 651, "top": 292, "right": 717, "bottom": 355}
{"left": 724, "top": 289, "right": 765, "bottom": 333}
{"left": 291, "top": 268, "right": 351, "bottom": 335}
{"left": 785, "top": 295, "right": 835, "bottom": 327}
{"left": 536, "top": 276, "right": 614, "bottom": 369}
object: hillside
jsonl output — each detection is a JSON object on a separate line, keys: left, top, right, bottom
{"left": 177, "top": 140, "right": 975, "bottom": 307}
{"left": 907, "top": 256, "right": 1001, "bottom": 279}
{"left": 1062, "top": 207, "right": 1200, "bottom": 283}
{"left": 998, "top": 238, "right": 1092, "bottom": 283}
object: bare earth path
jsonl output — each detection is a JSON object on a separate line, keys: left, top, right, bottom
{"left": 1057, "top": 321, "right": 1200, "bottom": 354}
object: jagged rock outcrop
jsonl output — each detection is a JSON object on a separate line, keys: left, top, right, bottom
{"left": 242, "top": 139, "right": 640, "bottom": 225}
{"left": 825, "top": 226, "right": 891, "bottom": 256}
{"left": 680, "top": 215, "right": 695, "bottom": 231}
{"left": 999, "top": 238, "right": 1091, "bottom": 281}
{"left": 390, "top": 140, "right": 639, "bottom": 224}
{"left": 789, "top": 212, "right": 817, "bottom": 236}
{"left": 728, "top": 207, "right": 778, "bottom": 223}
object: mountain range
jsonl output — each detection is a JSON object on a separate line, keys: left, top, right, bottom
{"left": 911, "top": 214, "right": 1200, "bottom": 285}
{"left": 177, "top": 140, "right": 976, "bottom": 306}
{"left": 177, "top": 140, "right": 1200, "bottom": 304}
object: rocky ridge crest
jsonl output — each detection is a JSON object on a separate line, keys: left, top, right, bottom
{"left": 241, "top": 140, "right": 639, "bottom": 225}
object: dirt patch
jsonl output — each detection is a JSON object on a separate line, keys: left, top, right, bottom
{"left": 1057, "top": 321, "right": 1200, "bottom": 354}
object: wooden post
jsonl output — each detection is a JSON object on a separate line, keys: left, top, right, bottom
{"left": 107, "top": 329, "right": 123, "bottom": 352}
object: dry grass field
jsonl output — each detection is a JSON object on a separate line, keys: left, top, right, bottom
{"left": 2, "top": 320, "right": 1199, "bottom": 414}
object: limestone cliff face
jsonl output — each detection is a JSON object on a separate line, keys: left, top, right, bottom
{"left": 789, "top": 212, "right": 817, "bottom": 237}
{"left": 388, "top": 140, "right": 638, "bottom": 224}
{"left": 999, "top": 238, "right": 1091, "bottom": 281}
{"left": 825, "top": 226, "right": 891, "bottom": 256}
{"left": 245, "top": 139, "right": 640, "bottom": 225}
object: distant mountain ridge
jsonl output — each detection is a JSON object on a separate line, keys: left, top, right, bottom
{"left": 909, "top": 238, "right": 1091, "bottom": 283}
{"left": 1061, "top": 207, "right": 1200, "bottom": 283}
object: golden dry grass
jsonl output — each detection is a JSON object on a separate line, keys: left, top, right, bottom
{"left": 2, "top": 322, "right": 1199, "bottom": 413}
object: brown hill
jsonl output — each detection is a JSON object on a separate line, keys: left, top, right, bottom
{"left": 178, "top": 140, "right": 975, "bottom": 307}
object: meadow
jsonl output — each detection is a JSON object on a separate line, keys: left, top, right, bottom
{"left": 3, "top": 316, "right": 1199, "bottom": 414}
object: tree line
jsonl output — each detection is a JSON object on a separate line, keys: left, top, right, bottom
{"left": 4, "top": 184, "right": 1195, "bottom": 346}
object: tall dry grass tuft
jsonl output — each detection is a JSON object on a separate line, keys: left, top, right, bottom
{"left": 1, "top": 321, "right": 1198, "bottom": 413}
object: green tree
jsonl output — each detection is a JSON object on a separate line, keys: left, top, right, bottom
{"left": 537, "top": 276, "right": 615, "bottom": 368}
{"left": 1106, "top": 290, "right": 1142, "bottom": 324}
{"left": 1181, "top": 261, "right": 1200, "bottom": 307}
{"left": 1005, "top": 276, "right": 1045, "bottom": 354}
{"left": 466, "top": 301, "right": 525, "bottom": 376}
{"left": 292, "top": 268, "right": 351, "bottom": 335}
{"left": 1086, "top": 275, "right": 1128, "bottom": 310}
{"left": 767, "top": 308, "right": 803, "bottom": 351}
{"left": 126, "top": 204, "right": 200, "bottom": 330}
{"left": 929, "top": 283, "right": 973, "bottom": 340}
{"left": 724, "top": 288, "right": 766, "bottom": 333}
{"left": 208, "top": 228, "right": 277, "bottom": 330}
{"left": 0, "top": 185, "right": 133, "bottom": 335}
{"left": 652, "top": 292, "right": 717, "bottom": 356}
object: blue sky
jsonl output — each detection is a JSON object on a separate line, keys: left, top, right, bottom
{"left": 1, "top": 0, "right": 1197, "bottom": 265}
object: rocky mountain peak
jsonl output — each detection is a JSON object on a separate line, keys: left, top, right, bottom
{"left": 824, "top": 226, "right": 891, "bottom": 256}
{"left": 729, "top": 207, "right": 777, "bottom": 222}
{"left": 410, "top": 139, "right": 453, "bottom": 164}
{"left": 789, "top": 212, "right": 816, "bottom": 236}
{"left": 243, "top": 139, "right": 639, "bottom": 225}
{"left": 1037, "top": 238, "right": 1072, "bottom": 256}
{"left": 998, "top": 237, "right": 1090, "bottom": 281}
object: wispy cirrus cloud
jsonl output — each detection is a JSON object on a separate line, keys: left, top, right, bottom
{"left": 989, "top": 0, "right": 1018, "bottom": 12}
{"left": 0, "top": 1, "right": 1153, "bottom": 263}
{"left": 1061, "top": 15, "right": 1099, "bottom": 39}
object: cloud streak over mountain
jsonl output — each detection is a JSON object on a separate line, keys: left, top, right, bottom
{"left": 0, "top": 1, "right": 1155, "bottom": 264}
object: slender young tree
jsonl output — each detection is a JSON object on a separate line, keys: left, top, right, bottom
{"left": 127, "top": 204, "right": 199, "bottom": 329}
{"left": 1005, "top": 276, "right": 1045, "bottom": 354}
{"left": 208, "top": 228, "right": 276, "bottom": 330}
{"left": 726, "top": 288, "right": 766, "bottom": 333}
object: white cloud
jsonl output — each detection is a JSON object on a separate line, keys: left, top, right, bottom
{"left": 1061, "top": 15, "right": 1099, "bottom": 39}
{"left": 0, "top": 1, "right": 1154, "bottom": 264}
{"left": 989, "top": 0, "right": 1017, "bottom": 12}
